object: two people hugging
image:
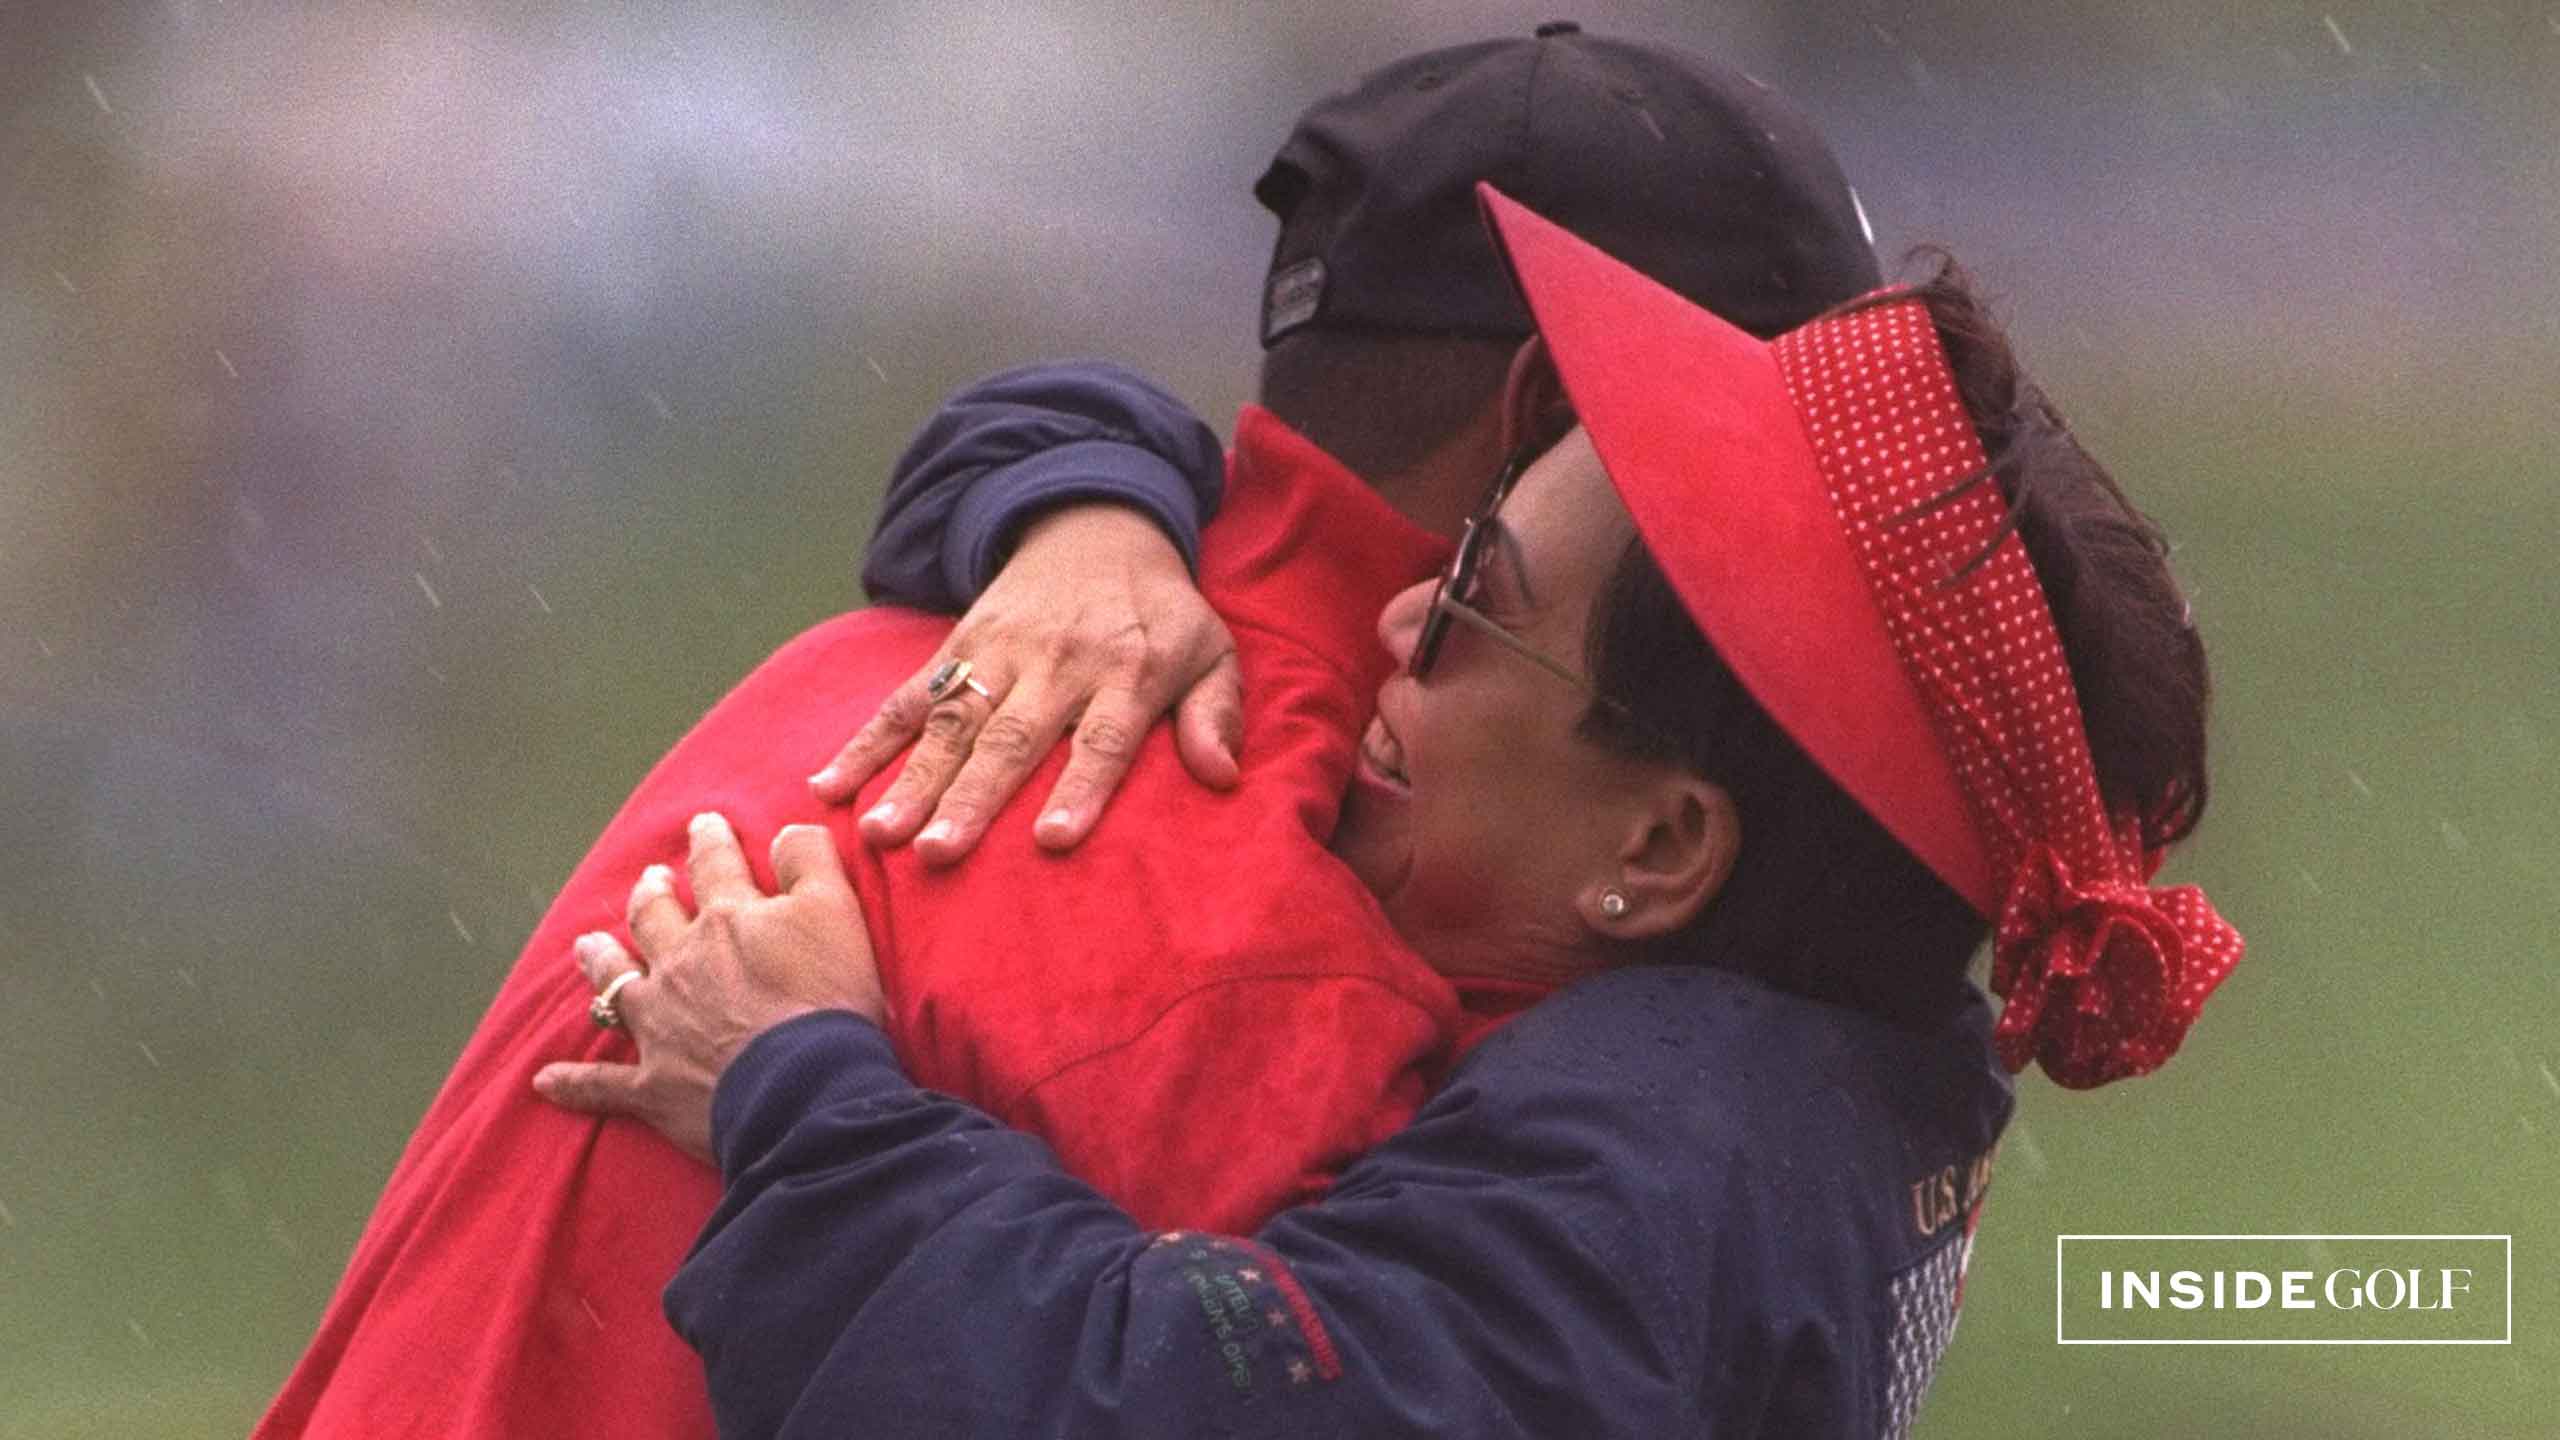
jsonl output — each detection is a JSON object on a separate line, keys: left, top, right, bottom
{"left": 259, "top": 25, "right": 2240, "bottom": 1440}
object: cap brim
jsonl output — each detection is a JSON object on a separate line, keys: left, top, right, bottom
{"left": 1477, "top": 183, "right": 1994, "bottom": 913}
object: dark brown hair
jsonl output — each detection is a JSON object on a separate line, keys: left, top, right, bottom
{"left": 1256, "top": 329, "right": 1521, "bottom": 482}
{"left": 1577, "top": 252, "right": 2210, "bottom": 1019}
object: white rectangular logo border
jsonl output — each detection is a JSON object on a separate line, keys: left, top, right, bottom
{"left": 2053, "top": 1233, "right": 2512, "bottom": 1346}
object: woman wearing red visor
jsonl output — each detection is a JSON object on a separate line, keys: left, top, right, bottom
{"left": 543, "top": 189, "right": 2242, "bottom": 1438}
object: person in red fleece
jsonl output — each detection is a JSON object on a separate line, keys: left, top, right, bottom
{"left": 255, "top": 390, "right": 1484, "bottom": 1439}
{"left": 256, "top": 27, "right": 1886, "bottom": 1439}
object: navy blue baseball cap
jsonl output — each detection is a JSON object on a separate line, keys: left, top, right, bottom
{"left": 1255, "top": 22, "right": 1880, "bottom": 347}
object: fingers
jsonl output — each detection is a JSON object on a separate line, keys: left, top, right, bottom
{"left": 770, "top": 823, "right": 853, "bottom": 900}
{"left": 1030, "top": 687, "right": 1154, "bottom": 852}
{"left": 531, "top": 1059, "right": 649, "bottom": 1117}
{"left": 685, "top": 811, "right": 757, "bottom": 909}
{"left": 571, "top": 930, "right": 652, "bottom": 1033}
{"left": 912, "top": 678, "right": 1074, "bottom": 866}
{"left": 857, "top": 670, "right": 1007, "bottom": 849}
{"left": 1029, "top": 642, "right": 1244, "bottom": 852}
{"left": 810, "top": 663, "right": 937, "bottom": 805}
{"left": 572, "top": 928, "right": 639, "bottom": 986}
{"left": 1171, "top": 651, "right": 1244, "bottom": 793}
{"left": 626, "top": 863, "right": 690, "bottom": 959}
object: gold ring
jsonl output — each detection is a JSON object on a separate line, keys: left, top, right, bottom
{"left": 925, "top": 658, "right": 994, "bottom": 705}
{"left": 588, "top": 969, "right": 644, "bottom": 1030}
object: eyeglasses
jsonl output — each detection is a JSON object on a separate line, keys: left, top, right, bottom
{"left": 1409, "top": 443, "right": 1530, "bottom": 681}
{"left": 1409, "top": 443, "right": 1667, "bottom": 745}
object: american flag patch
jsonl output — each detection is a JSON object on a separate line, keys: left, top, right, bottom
{"left": 1881, "top": 1233, "right": 1968, "bottom": 1438}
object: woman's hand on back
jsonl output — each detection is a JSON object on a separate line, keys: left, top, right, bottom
{"left": 533, "top": 814, "right": 881, "bottom": 1164}
{"left": 810, "top": 504, "right": 1243, "bottom": 865}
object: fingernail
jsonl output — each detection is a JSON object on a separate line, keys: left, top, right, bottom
{"left": 690, "top": 811, "right": 730, "bottom": 838}
{"left": 862, "top": 801, "right": 897, "bottom": 828}
{"left": 639, "top": 864, "right": 673, "bottom": 891}
{"left": 575, "top": 932, "right": 611, "bottom": 960}
{"left": 1038, "top": 808, "right": 1074, "bottom": 834}
{"left": 531, "top": 1068, "right": 557, "bottom": 1095}
{"left": 919, "top": 819, "right": 954, "bottom": 845}
{"left": 809, "top": 766, "right": 841, "bottom": 791}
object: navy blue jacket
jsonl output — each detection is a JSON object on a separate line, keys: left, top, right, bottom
{"left": 666, "top": 964, "right": 2010, "bottom": 1438}
{"left": 861, "top": 361, "right": 1223, "bottom": 612}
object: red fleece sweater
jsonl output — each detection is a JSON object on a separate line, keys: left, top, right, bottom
{"left": 255, "top": 410, "right": 1545, "bottom": 1440}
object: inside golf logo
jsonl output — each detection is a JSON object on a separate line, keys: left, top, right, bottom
{"left": 2055, "top": 1235, "right": 2510, "bottom": 1344}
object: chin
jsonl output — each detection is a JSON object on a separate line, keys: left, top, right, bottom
{"left": 1331, "top": 784, "right": 1413, "bottom": 907}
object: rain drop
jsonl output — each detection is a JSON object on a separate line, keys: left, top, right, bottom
{"left": 449, "top": 908, "right": 475, "bottom": 946}
{"left": 214, "top": 348, "right": 240, "bottom": 379}
{"left": 83, "top": 72, "right": 114, "bottom": 115}
{"left": 2345, "top": 768, "right": 2372, "bottom": 799}
{"left": 527, "top": 582, "right": 553, "bottom": 614}
{"left": 2321, "top": 15, "right": 2353, "bottom": 56}
{"left": 2006, "top": 1122, "right": 2049, "bottom": 1179}
{"left": 136, "top": 1041, "right": 162, "bottom": 1070}
{"left": 864, "top": 355, "right": 890, "bottom": 383}
{"left": 414, "top": 572, "right": 443, "bottom": 609}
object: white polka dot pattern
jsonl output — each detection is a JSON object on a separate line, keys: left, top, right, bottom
{"left": 1771, "top": 298, "right": 2243, "bottom": 1088}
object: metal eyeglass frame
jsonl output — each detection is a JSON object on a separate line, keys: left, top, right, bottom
{"left": 1408, "top": 442, "right": 1668, "bottom": 745}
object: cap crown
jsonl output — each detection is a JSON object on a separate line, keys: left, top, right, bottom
{"left": 1258, "top": 28, "right": 1880, "bottom": 347}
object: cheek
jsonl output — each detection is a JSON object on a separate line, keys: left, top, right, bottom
{"left": 1406, "top": 737, "right": 1555, "bottom": 896}
{"left": 1426, "top": 722, "right": 1629, "bottom": 902}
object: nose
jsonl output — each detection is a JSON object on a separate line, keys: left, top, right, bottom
{"left": 1377, "top": 578, "right": 1433, "bottom": 668}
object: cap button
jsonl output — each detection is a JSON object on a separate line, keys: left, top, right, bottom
{"left": 1533, "top": 20, "right": 1582, "bottom": 38}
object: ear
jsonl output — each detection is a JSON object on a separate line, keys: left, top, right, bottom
{"left": 1496, "top": 334, "right": 1570, "bottom": 454}
{"left": 1578, "top": 775, "right": 1738, "bottom": 940}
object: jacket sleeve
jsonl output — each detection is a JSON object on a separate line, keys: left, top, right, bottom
{"left": 666, "top": 1012, "right": 1707, "bottom": 1440}
{"left": 861, "top": 361, "right": 1226, "bottom": 612}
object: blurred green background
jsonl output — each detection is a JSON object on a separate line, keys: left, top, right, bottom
{"left": 4, "top": 2, "right": 2554, "bottom": 1435}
